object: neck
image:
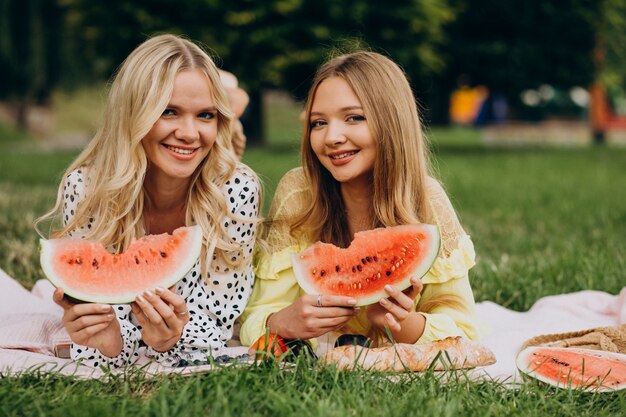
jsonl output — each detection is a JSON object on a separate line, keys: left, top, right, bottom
{"left": 340, "top": 177, "right": 374, "bottom": 236}
{"left": 143, "top": 172, "right": 190, "bottom": 234}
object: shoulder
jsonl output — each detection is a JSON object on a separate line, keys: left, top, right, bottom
{"left": 63, "top": 167, "right": 91, "bottom": 202}
{"left": 270, "top": 167, "right": 310, "bottom": 220}
{"left": 222, "top": 163, "right": 260, "bottom": 214}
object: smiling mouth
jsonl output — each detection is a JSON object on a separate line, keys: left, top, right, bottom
{"left": 163, "top": 144, "right": 195, "bottom": 155}
{"left": 329, "top": 150, "right": 358, "bottom": 160}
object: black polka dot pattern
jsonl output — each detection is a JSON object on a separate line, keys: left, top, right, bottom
{"left": 63, "top": 165, "right": 259, "bottom": 368}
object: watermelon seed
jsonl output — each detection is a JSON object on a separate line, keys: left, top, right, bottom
{"left": 312, "top": 268, "right": 317, "bottom": 275}
{"left": 160, "top": 252, "right": 167, "bottom": 258}
{"left": 391, "top": 265, "right": 396, "bottom": 272}
{"left": 92, "top": 259, "right": 99, "bottom": 269}
{"left": 361, "top": 258, "right": 366, "bottom": 265}
{"left": 75, "top": 257, "right": 82, "bottom": 265}
{"left": 377, "top": 272, "right": 381, "bottom": 279}
{"left": 386, "top": 271, "right": 391, "bottom": 276}
{"left": 373, "top": 256, "right": 378, "bottom": 262}
{"left": 356, "top": 265, "right": 362, "bottom": 272}
{"left": 135, "top": 257, "right": 140, "bottom": 265}
{"left": 365, "top": 278, "right": 370, "bottom": 284}
{"left": 335, "top": 265, "right": 340, "bottom": 272}
{"left": 320, "top": 270, "right": 326, "bottom": 277}
{"left": 351, "top": 266, "right": 356, "bottom": 273}
{"left": 366, "top": 256, "right": 371, "bottom": 262}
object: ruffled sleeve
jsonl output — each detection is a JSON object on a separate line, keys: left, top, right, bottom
{"left": 421, "top": 234, "right": 476, "bottom": 285}
{"left": 415, "top": 235, "right": 479, "bottom": 344}
{"left": 412, "top": 177, "right": 479, "bottom": 344}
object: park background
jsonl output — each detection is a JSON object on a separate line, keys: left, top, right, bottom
{"left": 1, "top": 1, "right": 626, "bottom": 416}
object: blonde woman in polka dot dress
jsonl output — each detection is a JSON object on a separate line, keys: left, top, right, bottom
{"left": 37, "top": 34, "right": 261, "bottom": 368}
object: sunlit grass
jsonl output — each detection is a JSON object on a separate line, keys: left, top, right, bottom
{"left": 1, "top": 91, "right": 625, "bottom": 415}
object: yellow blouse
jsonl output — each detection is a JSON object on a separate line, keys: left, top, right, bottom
{"left": 240, "top": 168, "right": 479, "bottom": 347}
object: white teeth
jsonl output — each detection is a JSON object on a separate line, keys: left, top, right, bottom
{"left": 330, "top": 151, "right": 358, "bottom": 159}
{"left": 165, "top": 145, "right": 194, "bottom": 155}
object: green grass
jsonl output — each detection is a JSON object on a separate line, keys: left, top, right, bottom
{"left": 1, "top": 92, "right": 626, "bottom": 415}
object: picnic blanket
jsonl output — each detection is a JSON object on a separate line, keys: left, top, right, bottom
{"left": 1, "top": 267, "right": 625, "bottom": 380}
{"left": 475, "top": 288, "right": 626, "bottom": 381}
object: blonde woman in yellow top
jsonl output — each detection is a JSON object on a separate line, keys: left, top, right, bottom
{"left": 240, "top": 51, "right": 478, "bottom": 350}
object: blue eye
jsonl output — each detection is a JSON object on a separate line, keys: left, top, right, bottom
{"left": 347, "top": 115, "right": 366, "bottom": 122}
{"left": 198, "top": 112, "right": 216, "bottom": 120}
{"left": 309, "top": 120, "right": 326, "bottom": 128}
{"left": 162, "top": 108, "right": 176, "bottom": 116}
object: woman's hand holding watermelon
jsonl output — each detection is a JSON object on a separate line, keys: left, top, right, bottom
{"left": 53, "top": 288, "right": 123, "bottom": 357}
{"left": 267, "top": 294, "right": 359, "bottom": 339}
{"left": 366, "top": 277, "right": 426, "bottom": 344}
{"left": 131, "top": 286, "right": 189, "bottom": 352}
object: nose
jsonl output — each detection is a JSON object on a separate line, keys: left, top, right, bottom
{"left": 174, "top": 116, "right": 200, "bottom": 142}
{"left": 325, "top": 121, "right": 347, "bottom": 146}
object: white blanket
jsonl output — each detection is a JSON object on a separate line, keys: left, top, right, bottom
{"left": 1, "top": 267, "right": 624, "bottom": 380}
{"left": 475, "top": 287, "right": 626, "bottom": 381}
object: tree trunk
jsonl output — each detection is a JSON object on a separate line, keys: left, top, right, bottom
{"left": 241, "top": 88, "right": 265, "bottom": 147}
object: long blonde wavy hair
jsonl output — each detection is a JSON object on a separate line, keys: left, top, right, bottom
{"left": 37, "top": 34, "right": 252, "bottom": 274}
{"left": 295, "top": 51, "right": 433, "bottom": 247}
{"left": 294, "top": 52, "right": 468, "bottom": 344}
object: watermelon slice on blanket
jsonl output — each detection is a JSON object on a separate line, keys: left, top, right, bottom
{"left": 291, "top": 224, "right": 440, "bottom": 306}
{"left": 40, "top": 225, "right": 202, "bottom": 304}
{"left": 516, "top": 346, "right": 626, "bottom": 392}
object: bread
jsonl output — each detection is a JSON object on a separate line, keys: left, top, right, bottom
{"left": 322, "top": 336, "right": 496, "bottom": 372}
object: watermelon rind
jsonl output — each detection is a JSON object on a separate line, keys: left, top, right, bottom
{"left": 291, "top": 224, "right": 440, "bottom": 307}
{"left": 40, "top": 225, "right": 203, "bottom": 304}
{"left": 516, "top": 346, "right": 626, "bottom": 392}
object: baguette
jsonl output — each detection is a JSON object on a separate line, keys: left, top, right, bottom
{"left": 323, "top": 336, "right": 496, "bottom": 372}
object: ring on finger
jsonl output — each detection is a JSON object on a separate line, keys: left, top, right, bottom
{"left": 316, "top": 294, "right": 323, "bottom": 307}
{"left": 175, "top": 311, "right": 188, "bottom": 316}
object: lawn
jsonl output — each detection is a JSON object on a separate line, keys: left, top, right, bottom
{"left": 0, "top": 99, "right": 625, "bottom": 415}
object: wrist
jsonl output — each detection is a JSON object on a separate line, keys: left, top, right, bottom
{"left": 390, "top": 312, "right": 426, "bottom": 344}
{"left": 99, "top": 335, "right": 123, "bottom": 358}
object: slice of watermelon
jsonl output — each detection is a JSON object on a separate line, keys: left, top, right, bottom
{"left": 291, "top": 224, "right": 440, "bottom": 306}
{"left": 516, "top": 346, "right": 626, "bottom": 392}
{"left": 40, "top": 225, "right": 203, "bottom": 304}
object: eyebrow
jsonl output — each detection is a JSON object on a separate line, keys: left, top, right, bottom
{"left": 167, "top": 103, "right": 218, "bottom": 112}
{"left": 310, "top": 106, "right": 363, "bottom": 117}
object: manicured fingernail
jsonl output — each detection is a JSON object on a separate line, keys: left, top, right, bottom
{"left": 106, "top": 314, "right": 115, "bottom": 320}
{"left": 100, "top": 305, "right": 110, "bottom": 312}
{"left": 155, "top": 287, "right": 164, "bottom": 293}
{"left": 380, "top": 298, "right": 388, "bottom": 305}
{"left": 353, "top": 307, "right": 361, "bottom": 313}
{"left": 137, "top": 295, "right": 146, "bottom": 303}
{"left": 145, "top": 290, "right": 154, "bottom": 298}
{"left": 347, "top": 299, "right": 357, "bottom": 305}
{"left": 384, "top": 285, "right": 393, "bottom": 292}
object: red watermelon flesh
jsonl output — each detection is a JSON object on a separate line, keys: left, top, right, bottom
{"left": 40, "top": 225, "right": 202, "bottom": 304}
{"left": 291, "top": 224, "right": 440, "bottom": 306}
{"left": 516, "top": 346, "right": 626, "bottom": 392}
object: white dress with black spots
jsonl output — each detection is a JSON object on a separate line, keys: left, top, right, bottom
{"left": 62, "top": 165, "right": 259, "bottom": 368}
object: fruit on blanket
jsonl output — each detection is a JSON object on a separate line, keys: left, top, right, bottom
{"left": 516, "top": 346, "right": 626, "bottom": 392}
{"left": 40, "top": 225, "right": 203, "bottom": 304}
{"left": 250, "top": 333, "right": 288, "bottom": 360}
{"left": 291, "top": 224, "right": 440, "bottom": 306}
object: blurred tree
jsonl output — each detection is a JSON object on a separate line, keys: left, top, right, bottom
{"left": 433, "top": 0, "right": 603, "bottom": 122}
{"left": 0, "top": 0, "right": 62, "bottom": 130}
{"left": 51, "top": 0, "right": 456, "bottom": 144}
